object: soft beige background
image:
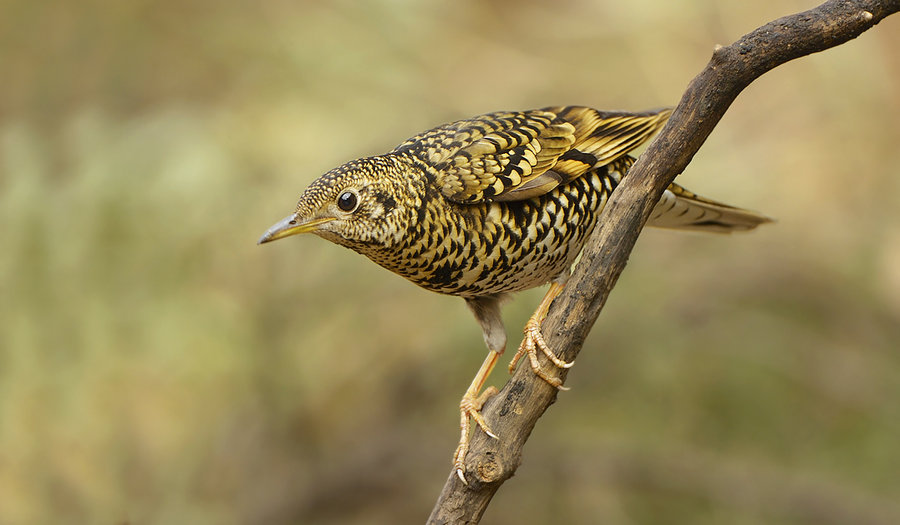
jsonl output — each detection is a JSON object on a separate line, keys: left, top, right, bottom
{"left": 2, "top": 1, "right": 899, "bottom": 523}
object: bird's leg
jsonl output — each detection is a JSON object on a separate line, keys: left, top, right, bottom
{"left": 455, "top": 296, "right": 507, "bottom": 483}
{"left": 453, "top": 349, "right": 500, "bottom": 482}
{"left": 508, "top": 279, "right": 574, "bottom": 389}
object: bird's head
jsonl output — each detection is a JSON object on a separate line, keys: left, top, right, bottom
{"left": 258, "top": 155, "right": 421, "bottom": 252}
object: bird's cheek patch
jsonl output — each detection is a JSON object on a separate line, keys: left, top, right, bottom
{"left": 374, "top": 191, "right": 397, "bottom": 213}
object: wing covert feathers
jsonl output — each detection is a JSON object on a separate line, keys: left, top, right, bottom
{"left": 393, "top": 106, "right": 672, "bottom": 204}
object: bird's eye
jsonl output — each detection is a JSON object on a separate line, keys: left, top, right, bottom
{"left": 337, "top": 190, "right": 359, "bottom": 212}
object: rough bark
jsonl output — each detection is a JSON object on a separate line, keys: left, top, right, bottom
{"left": 428, "top": 0, "right": 900, "bottom": 523}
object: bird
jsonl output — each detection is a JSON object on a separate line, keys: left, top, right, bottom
{"left": 258, "top": 106, "right": 771, "bottom": 482}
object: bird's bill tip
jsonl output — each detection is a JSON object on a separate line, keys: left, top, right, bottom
{"left": 257, "top": 215, "right": 334, "bottom": 244}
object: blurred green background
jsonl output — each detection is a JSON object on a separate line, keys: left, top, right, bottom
{"left": 2, "top": 0, "right": 899, "bottom": 523}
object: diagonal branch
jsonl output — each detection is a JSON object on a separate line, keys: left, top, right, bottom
{"left": 428, "top": 0, "right": 900, "bottom": 523}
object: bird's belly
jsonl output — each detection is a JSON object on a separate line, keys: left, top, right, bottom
{"left": 370, "top": 173, "right": 611, "bottom": 298}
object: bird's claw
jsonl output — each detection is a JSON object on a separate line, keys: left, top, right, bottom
{"left": 453, "top": 386, "right": 499, "bottom": 484}
{"left": 508, "top": 317, "right": 573, "bottom": 390}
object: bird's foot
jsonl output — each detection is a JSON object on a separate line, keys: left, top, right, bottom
{"left": 453, "top": 385, "right": 499, "bottom": 483}
{"left": 508, "top": 315, "right": 574, "bottom": 390}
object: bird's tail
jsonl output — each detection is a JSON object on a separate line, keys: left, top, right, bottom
{"left": 648, "top": 183, "right": 773, "bottom": 233}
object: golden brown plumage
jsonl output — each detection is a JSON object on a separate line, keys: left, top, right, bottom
{"left": 258, "top": 106, "right": 771, "bottom": 481}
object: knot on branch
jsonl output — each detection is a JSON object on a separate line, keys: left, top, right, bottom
{"left": 472, "top": 452, "right": 503, "bottom": 483}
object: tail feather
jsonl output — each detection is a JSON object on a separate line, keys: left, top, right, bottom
{"left": 649, "top": 183, "right": 773, "bottom": 233}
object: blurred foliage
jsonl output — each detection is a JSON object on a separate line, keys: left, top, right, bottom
{"left": 2, "top": 0, "right": 899, "bottom": 523}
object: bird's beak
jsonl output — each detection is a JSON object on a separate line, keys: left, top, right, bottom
{"left": 257, "top": 215, "right": 335, "bottom": 244}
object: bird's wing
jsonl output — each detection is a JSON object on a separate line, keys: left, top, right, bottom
{"left": 392, "top": 106, "right": 672, "bottom": 204}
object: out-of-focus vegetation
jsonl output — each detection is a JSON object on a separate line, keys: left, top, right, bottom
{"left": 2, "top": 1, "right": 899, "bottom": 523}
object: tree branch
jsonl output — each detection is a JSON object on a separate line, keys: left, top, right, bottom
{"left": 428, "top": 0, "right": 900, "bottom": 523}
